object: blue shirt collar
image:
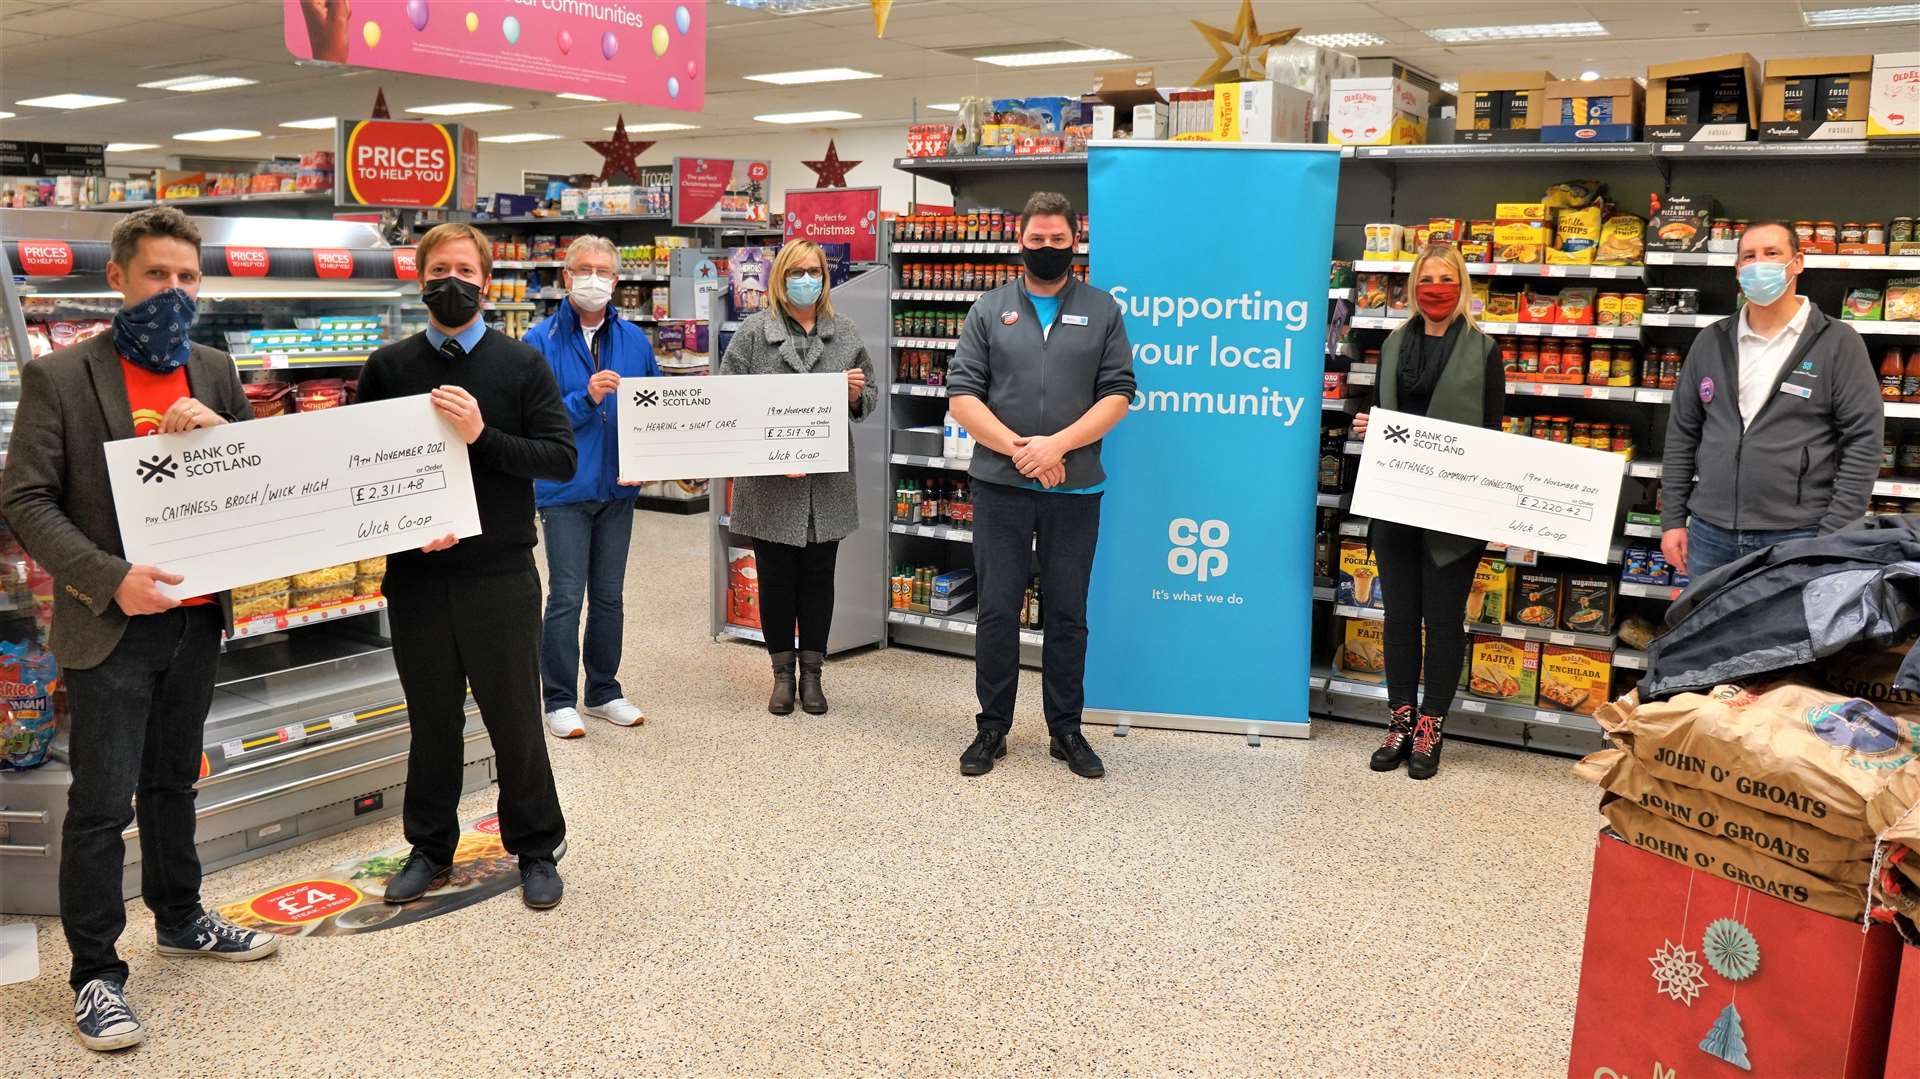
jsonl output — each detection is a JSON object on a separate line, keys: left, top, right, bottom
{"left": 426, "top": 319, "right": 487, "bottom": 355}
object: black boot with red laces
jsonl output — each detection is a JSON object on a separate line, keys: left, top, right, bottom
{"left": 1370, "top": 704, "right": 1415, "bottom": 772}
{"left": 1408, "top": 712, "right": 1446, "bottom": 780}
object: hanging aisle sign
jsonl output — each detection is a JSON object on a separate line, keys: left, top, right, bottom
{"left": 281, "top": 0, "right": 705, "bottom": 111}
{"left": 1083, "top": 140, "right": 1341, "bottom": 738}
{"left": 334, "top": 119, "right": 478, "bottom": 211}
{"left": 783, "top": 187, "right": 880, "bottom": 262}
{"left": 672, "top": 157, "right": 770, "bottom": 228}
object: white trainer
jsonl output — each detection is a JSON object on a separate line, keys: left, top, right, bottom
{"left": 545, "top": 707, "right": 585, "bottom": 739}
{"left": 582, "top": 698, "right": 645, "bottom": 727}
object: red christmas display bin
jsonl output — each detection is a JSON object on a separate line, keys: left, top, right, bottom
{"left": 1569, "top": 829, "right": 1904, "bottom": 1079}
{"left": 1888, "top": 944, "right": 1920, "bottom": 1079}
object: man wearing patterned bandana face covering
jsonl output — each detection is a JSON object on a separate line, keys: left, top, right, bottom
{"left": 0, "top": 206, "right": 275, "bottom": 1053}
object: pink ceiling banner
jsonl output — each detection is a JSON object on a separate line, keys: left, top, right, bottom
{"left": 283, "top": 0, "right": 706, "bottom": 111}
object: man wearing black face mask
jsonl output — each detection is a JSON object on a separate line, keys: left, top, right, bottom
{"left": 1, "top": 207, "right": 276, "bottom": 1052}
{"left": 946, "top": 191, "right": 1136, "bottom": 780}
{"left": 356, "top": 223, "right": 578, "bottom": 912}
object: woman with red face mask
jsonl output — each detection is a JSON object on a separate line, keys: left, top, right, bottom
{"left": 1349, "top": 243, "right": 1503, "bottom": 779}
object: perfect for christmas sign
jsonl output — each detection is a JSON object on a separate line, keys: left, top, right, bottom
{"left": 783, "top": 187, "right": 880, "bottom": 263}
{"left": 283, "top": 0, "right": 705, "bottom": 111}
{"left": 334, "top": 119, "right": 478, "bottom": 211}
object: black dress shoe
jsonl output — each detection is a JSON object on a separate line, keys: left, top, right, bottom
{"left": 960, "top": 731, "right": 1007, "bottom": 776}
{"left": 382, "top": 852, "right": 449, "bottom": 904}
{"left": 1050, "top": 731, "right": 1105, "bottom": 778}
{"left": 521, "top": 858, "right": 564, "bottom": 910}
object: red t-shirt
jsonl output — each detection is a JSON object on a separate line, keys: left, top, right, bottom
{"left": 122, "top": 359, "right": 212, "bottom": 606}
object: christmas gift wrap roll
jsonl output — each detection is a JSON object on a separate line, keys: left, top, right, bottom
{"left": 1575, "top": 747, "right": 1878, "bottom": 877}
{"left": 1601, "top": 796, "right": 1870, "bottom": 920}
{"left": 1596, "top": 683, "right": 1920, "bottom": 842}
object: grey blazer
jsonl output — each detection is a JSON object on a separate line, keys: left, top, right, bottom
{"left": 717, "top": 309, "right": 877, "bottom": 547}
{"left": 0, "top": 332, "right": 249, "bottom": 669}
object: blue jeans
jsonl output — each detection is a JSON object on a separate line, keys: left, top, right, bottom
{"left": 1686, "top": 517, "right": 1818, "bottom": 581}
{"left": 540, "top": 499, "right": 634, "bottom": 711}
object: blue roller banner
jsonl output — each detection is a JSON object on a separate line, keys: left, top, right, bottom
{"left": 1084, "top": 142, "right": 1340, "bottom": 734}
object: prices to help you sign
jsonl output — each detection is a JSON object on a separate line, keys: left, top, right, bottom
{"left": 1351, "top": 409, "right": 1626, "bottom": 563}
{"left": 334, "top": 119, "right": 478, "bottom": 211}
{"left": 783, "top": 187, "right": 880, "bottom": 262}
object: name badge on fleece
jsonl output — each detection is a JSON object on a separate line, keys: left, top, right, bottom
{"left": 1779, "top": 383, "right": 1812, "bottom": 399}
{"left": 1060, "top": 314, "right": 1089, "bottom": 326}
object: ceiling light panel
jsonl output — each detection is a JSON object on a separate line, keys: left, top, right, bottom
{"left": 754, "top": 110, "right": 862, "bottom": 125}
{"left": 742, "top": 68, "right": 880, "bottom": 85}
{"left": 724, "top": 0, "right": 865, "bottom": 13}
{"left": 173, "top": 128, "right": 261, "bottom": 142}
{"left": 479, "top": 133, "right": 562, "bottom": 143}
{"left": 405, "top": 101, "right": 513, "bottom": 116}
{"left": 975, "top": 48, "right": 1130, "bottom": 68}
{"left": 279, "top": 117, "right": 339, "bottom": 129}
{"left": 1297, "top": 32, "right": 1389, "bottom": 48}
{"left": 1423, "top": 21, "right": 1608, "bottom": 43}
{"left": 138, "top": 75, "right": 258, "bottom": 92}
{"left": 603, "top": 122, "right": 701, "bottom": 133}
{"left": 927, "top": 103, "right": 961, "bottom": 112}
{"left": 1804, "top": 4, "right": 1920, "bottom": 26}
{"left": 104, "top": 143, "right": 160, "bottom": 152}
{"left": 15, "top": 93, "right": 124, "bottom": 110}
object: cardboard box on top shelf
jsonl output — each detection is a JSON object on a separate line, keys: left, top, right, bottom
{"left": 1328, "top": 77, "right": 1429, "bottom": 146}
{"left": 1646, "top": 53, "right": 1761, "bottom": 143}
{"left": 1869, "top": 51, "right": 1920, "bottom": 139}
{"left": 1541, "top": 78, "right": 1644, "bottom": 143}
{"left": 1454, "top": 71, "right": 1557, "bottom": 144}
{"left": 1214, "top": 81, "right": 1312, "bottom": 143}
{"left": 1086, "top": 66, "right": 1166, "bottom": 140}
{"left": 1761, "top": 56, "right": 1873, "bottom": 141}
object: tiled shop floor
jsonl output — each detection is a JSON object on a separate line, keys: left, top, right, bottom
{"left": 3, "top": 511, "right": 1600, "bottom": 1078}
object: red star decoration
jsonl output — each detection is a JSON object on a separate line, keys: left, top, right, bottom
{"left": 371, "top": 88, "right": 391, "bottom": 119}
{"left": 585, "top": 116, "right": 655, "bottom": 184}
{"left": 802, "top": 140, "right": 860, "bottom": 188}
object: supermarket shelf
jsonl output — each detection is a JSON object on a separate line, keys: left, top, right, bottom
{"left": 1506, "top": 381, "right": 1647, "bottom": 402}
{"left": 892, "top": 289, "right": 986, "bottom": 303}
{"left": 485, "top": 302, "right": 536, "bottom": 311}
{"left": 1886, "top": 402, "right": 1920, "bottom": 420}
{"left": 893, "top": 153, "right": 1089, "bottom": 182}
{"left": 1313, "top": 584, "right": 1336, "bottom": 603}
{"left": 890, "top": 452, "right": 968, "bottom": 471}
{"left": 1623, "top": 522, "right": 1663, "bottom": 539}
{"left": 1355, "top": 260, "right": 1642, "bottom": 280}
{"left": 229, "top": 596, "right": 386, "bottom": 641}
{"left": 1645, "top": 252, "right": 1734, "bottom": 267}
{"left": 1319, "top": 671, "right": 1603, "bottom": 734}
{"left": 230, "top": 349, "right": 373, "bottom": 369}
{"left": 1333, "top": 604, "right": 1619, "bottom": 652}
{"left": 719, "top": 624, "right": 765, "bottom": 644}
{"left": 476, "top": 213, "right": 670, "bottom": 226}
{"left": 1873, "top": 478, "right": 1920, "bottom": 498}
{"left": 890, "top": 522, "right": 973, "bottom": 544}
{"left": 1347, "top": 363, "right": 1376, "bottom": 386}
{"left": 1613, "top": 648, "right": 1650, "bottom": 671}
{"left": 1316, "top": 490, "right": 1350, "bottom": 509}
{"left": 886, "top": 607, "right": 1043, "bottom": 648}
{"left": 1329, "top": 287, "right": 1353, "bottom": 300}
{"left": 1627, "top": 459, "right": 1664, "bottom": 479}
{"left": 1621, "top": 581, "right": 1683, "bottom": 601}
{"left": 1350, "top": 315, "right": 1641, "bottom": 341}
{"left": 1804, "top": 254, "right": 1920, "bottom": 272}
{"left": 1850, "top": 321, "right": 1920, "bottom": 338}
{"left": 1650, "top": 139, "right": 1920, "bottom": 161}
{"left": 1642, "top": 313, "right": 1723, "bottom": 329}
{"left": 495, "top": 260, "right": 670, "bottom": 281}
{"left": 88, "top": 190, "right": 333, "bottom": 212}
{"left": 720, "top": 320, "right": 744, "bottom": 332}
{"left": 891, "top": 242, "right": 1087, "bottom": 254}
{"left": 892, "top": 383, "right": 949, "bottom": 398}
{"left": 894, "top": 337, "right": 961, "bottom": 350}
{"left": 1322, "top": 396, "right": 1361, "bottom": 413}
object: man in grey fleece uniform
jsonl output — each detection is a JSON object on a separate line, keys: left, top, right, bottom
{"left": 1660, "top": 221, "right": 1883, "bottom": 581}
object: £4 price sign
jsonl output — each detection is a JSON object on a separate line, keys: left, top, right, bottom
{"left": 247, "top": 879, "right": 363, "bottom": 925}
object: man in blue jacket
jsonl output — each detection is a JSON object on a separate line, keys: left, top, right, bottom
{"left": 525, "top": 235, "right": 662, "bottom": 738}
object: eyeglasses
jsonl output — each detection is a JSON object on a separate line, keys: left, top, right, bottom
{"left": 568, "top": 269, "right": 616, "bottom": 282}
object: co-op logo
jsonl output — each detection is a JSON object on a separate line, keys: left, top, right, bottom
{"left": 1168, "top": 518, "right": 1229, "bottom": 582}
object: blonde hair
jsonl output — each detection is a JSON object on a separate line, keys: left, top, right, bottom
{"left": 415, "top": 222, "right": 493, "bottom": 279}
{"left": 769, "top": 239, "right": 834, "bottom": 320}
{"left": 1409, "top": 242, "right": 1475, "bottom": 326}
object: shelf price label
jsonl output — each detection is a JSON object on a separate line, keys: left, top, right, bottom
{"left": 1533, "top": 710, "right": 1563, "bottom": 725}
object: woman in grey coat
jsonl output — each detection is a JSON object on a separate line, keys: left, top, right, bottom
{"left": 718, "top": 239, "right": 878, "bottom": 715}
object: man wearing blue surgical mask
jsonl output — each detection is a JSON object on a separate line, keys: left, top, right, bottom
{"left": 1660, "top": 221, "right": 1882, "bottom": 582}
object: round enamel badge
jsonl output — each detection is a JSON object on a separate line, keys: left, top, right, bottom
{"left": 1699, "top": 376, "right": 1715, "bottom": 403}
{"left": 1000, "top": 310, "right": 1019, "bottom": 326}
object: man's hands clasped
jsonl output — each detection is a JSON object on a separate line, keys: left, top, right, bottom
{"left": 1011, "top": 434, "right": 1067, "bottom": 489}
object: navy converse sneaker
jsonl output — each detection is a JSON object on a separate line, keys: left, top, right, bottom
{"left": 155, "top": 911, "right": 280, "bottom": 962}
{"left": 74, "top": 978, "right": 144, "bottom": 1052}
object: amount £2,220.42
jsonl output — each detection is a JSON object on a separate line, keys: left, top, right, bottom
{"left": 1516, "top": 493, "right": 1592, "bottom": 521}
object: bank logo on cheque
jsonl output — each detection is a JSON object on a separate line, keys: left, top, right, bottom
{"left": 1383, "top": 424, "right": 1411, "bottom": 444}
{"left": 1168, "top": 518, "right": 1229, "bottom": 582}
{"left": 632, "top": 389, "right": 660, "bottom": 408}
{"left": 1804, "top": 698, "right": 1920, "bottom": 771}
{"left": 136, "top": 454, "right": 178, "bottom": 484}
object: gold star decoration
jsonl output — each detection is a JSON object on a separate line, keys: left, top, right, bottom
{"left": 585, "top": 116, "right": 656, "bottom": 184}
{"left": 802, "top": 139, "right": 861, "bottom": 188}
{"left": 871, "top": 0, "right": 892, "bottom": 38}
{"left": 1192, "top": 0, "right": 1298, "bottom": 86}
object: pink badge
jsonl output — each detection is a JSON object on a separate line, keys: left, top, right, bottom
{"left": 1699, "top": 376, "right": 1715, "bottom": 403}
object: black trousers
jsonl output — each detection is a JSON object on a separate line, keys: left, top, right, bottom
{"left": 972, "top": 480, "right": 1101, "bottom": 738}
{"left": 1372, "top": 521, "right": 1480, "bottom": 717}
{"left": 60, "top": 606, "right": 223, "bottom": 990}
{"left": 750, "top": 538, "right": 839, "bottom": 655}
{"left": 385, "top": 563, "right": 566, "bottom": 867}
